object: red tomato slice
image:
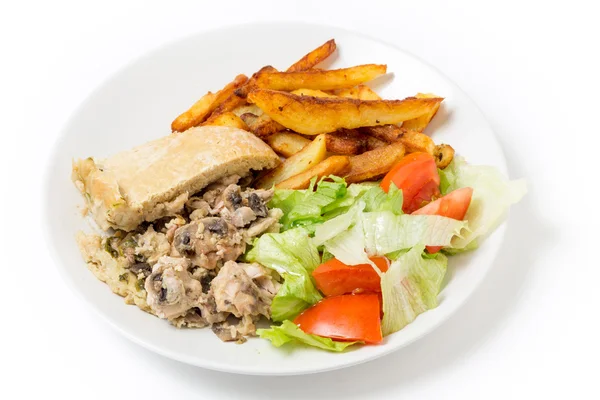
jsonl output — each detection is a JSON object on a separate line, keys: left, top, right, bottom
{"left": 380, "top": 152, "right": 441, "bottom": 213}
{"left": 294, "top": 294, "right": 383, "bottom": 344}
{"left": 312, "top": 256, "right": 390, "bottom": 296}
{"left": 412, "top": 187, "right": 474, "bottom": 253}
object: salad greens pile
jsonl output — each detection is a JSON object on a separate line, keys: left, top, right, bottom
{"left": 249, "top": 158, "right": 526, "bottom": 351}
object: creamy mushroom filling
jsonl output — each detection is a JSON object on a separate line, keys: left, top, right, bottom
{"left": 99, "top": 175, "right": 282, "bottom": 341}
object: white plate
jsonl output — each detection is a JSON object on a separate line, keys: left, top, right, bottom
{"left": 43, "top": 22, "right": 508, "bottom": 375}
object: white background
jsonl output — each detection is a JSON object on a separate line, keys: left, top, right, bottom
{"left": 1, "top": 0, "right": 599, "bottom": 399}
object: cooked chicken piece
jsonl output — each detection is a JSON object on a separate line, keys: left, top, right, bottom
{"left": 145, "top": 256, "right": 203, "bottom": 320}
{"left": 172, "top": 217, "right": 245, "bottom": 269}
{"left": 202, "top": 175, "right": 243, "bottom": 207}
{"left": 231, "top": 206, "right": 257, "bottom": 227}
{"left": 244, "top": 209, "right": 283, "bottom": 238}
{"left": 185, "top": 197, "right": 211, "bottom": 215}
{"left": 210, "top": 261, "right": 277, "bottom": 319}
{"left": 242, "top": 262, "right": 281, "bottom": 295}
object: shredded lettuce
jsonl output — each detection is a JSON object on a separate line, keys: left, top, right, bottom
{"left": 362, "top": 212, "right": 468, "bottom": 254}
{"left": 257, "top": 320, "right": 359, "bottom": 352}
{"left": 317, "top": 209, "right": 466, "bottom": 266}
{"left": 439, "top": 157, "right": 527, "bottom": 251}
{"left": 269, "top": 177, "right": 397, "bottom": 233}
{"left": 381, "top": 245, "right": 447, "bottom": 335}
{"left": 246, "top": 228, "right": 322, "bottom": 321}
{"left": 361, "top": 183, "right": 404, "bottom": 214}
{"left": 313, "top": 201, "right": 365, "bottom": 246}
{"left": 269, "top": 176, "right": 349, "bottom": 231}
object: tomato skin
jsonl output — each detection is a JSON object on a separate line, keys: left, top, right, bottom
{"left": 294, "top": 294, "right": 383, "bottom": 344}
{"left": 312, "top": 257, "right": 389, "bottom": 296}
{"left": 412, "top": 187, "right": 474, "bottom": 253}
{"left": 381, "top": 152, "right": 441, "bottom": 213}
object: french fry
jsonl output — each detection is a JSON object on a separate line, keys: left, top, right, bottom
{"left": 360, "top": 124, "right": 402, "bottom": 142}
{"left": 287, "top": 39, "right": 337, "bottom": 72}
{"left": 366, "top": 136, "right": 387, "bottom": 150}
{"left": 202, "top": 112, "right": 249, "bottom": 130}
{"left": 361, "top": 125, "right": 435, "bottom": 154}
{"left": 240, "top": 113, "right": 286, "bottom": 139}
{"left": 254, "top": 64, "right": 387, "bottom": 92}
{"left": 361, "top": 125, "right": 450, "bottom": 167}
{"left": 255, "top": 134, "right": 327, "bottom": 188}
{"left": 205, "top": 93, "right": 246, "bottom": 122}
{"left": 291, "top": 88, "right": 338, "bottom": 98}
{"left": 398, "top": 129, "right": 436, "bottom": 154}
{"left": 434, "top": 144, "right": 455, "bottom": 169}
{"left": 231, "top": 103, "right": 263, "bottom": 117}
{"left": 248, "top": 89, "right": 444, "bottom": 135}
{"left": 276, "top": 156, "right": 350, "bottom": 190}
{"left": 235, "top": 65, "right": 278, "bottom": 99}
{"left": 266, "top": 132, "right": 311, "bottom": 157}
{"left": 338, "top": 84, "right": 381, "bottom": 101}
{"left": 344, "top": 141, "right": 406, "bottom": 183}
{"left": 325, "top": 129, "right": 368, "bottom": 155}
{"left": 171, "top": 74, "right": 248, "bottom": 132}
{"left": 401, "top": 93, "right": 442, "bottom": 132}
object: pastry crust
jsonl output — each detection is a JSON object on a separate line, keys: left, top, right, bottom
{"left": 72, "top": 126, "right": 280, "bottom": 231}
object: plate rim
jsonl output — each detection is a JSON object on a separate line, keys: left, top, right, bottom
{"left": 42, "top": 20, "right": 509, "bottom": 375}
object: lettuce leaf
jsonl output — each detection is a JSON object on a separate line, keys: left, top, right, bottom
{"left": 318, "top": 209, "right": 465, "bottom": 266}
{"left": 269, "top": 176, "right": 348, "bottom": 231}
{"left": 361, "top": 183, "right": 404, "bottom": 214}
{"left": 439, "top": 157, "right": 527, "bottom": 251}
{"left": 381, "top": 245, "right": 447, "bottom": 335}
{"left": 257, "top": 320, "right": 359, "bottom": 352}
{"left": 246, "top": 228, "right": 322, "bottom": 321}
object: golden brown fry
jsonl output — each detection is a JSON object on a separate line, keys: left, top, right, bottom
{"left": 255, "top": 134, "right": 327, "bottom": 188}
{"left": 336, "top": 86, "right": 360, "bottom": 99}
{"left": 248, "top": 89, "right": 443, "bottom": 135}
{"left": 366, "top": 136, "right": 387, "bottom": 150}
{"left": 266, "top": 132, "right": 311, "bottom": 158}
{"left": 202, "top": 112, "right": 249, "bottom": 130}
{"left": 286, "top": 39, "right": 337, "bottom": 72}
{"left": 290, "top": 88, "right": 338, "bottom": 98}
{"left": 361, "top": 124, "right": 435, "bottom": 153}
{"left": 401, "top": 93, "right": 442, "bottom": 132}
{"left": 205, "top": 93, "right": 246, "bottom": 122}
{"left": 361, "top": 125, "right": 450, "bottom": 167}
{"left": 171, "top": 92, "right": 216, "bottom": 132}
{"left": 357, "top": 85, "right": 382, "bottom": 101}
{"left": 360, "top": 124, "right": 402, "bottom": 142}
{"left": 361, "top": 125, "right": 435, "bottom": 154}
{"left": 171, "top": 74, "right": 248, "bottom": 132}
{"left": 254, "top": 64, "right": 387, "bottom": 92}
{"left": 276, "top": 156, "right": 350, "bottom": 190}
{"left": 231, "top": 103, "right": 263, "bottom": 117}
{"left": 336, "top": 84, "right": 381, "bottom": 100}
{"left": 398, "top": 129, "right": 436, "bottom": 154}
{"left": 240, "top": 113, "right": 285, "bottom": 139}
{"left": 344, "top": 142, "right": 406, "bottom": 183}
{"left": 325, "top": 129, "right": 368, "bottom": 155}
{"left": 235, "top": 65, "right": 278, "bottom": 99}
{"left": 434, "top": 144, "right": 455, "bottom": 169}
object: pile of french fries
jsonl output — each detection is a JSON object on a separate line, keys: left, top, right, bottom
{"left": 171, "top": 39, "right": 455, "bottom": 190}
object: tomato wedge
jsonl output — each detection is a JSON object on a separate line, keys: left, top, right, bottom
{"left": 380, "top": 152, "right": 441, "bottom": 213}
{"left": 312, "top": 257, "right": 389, "bottom": 296}
{"left": 294, "top": 294, "right": 383, "bottom": 343}
{"left": 413, "top": 187, "right": 474, "bottom": 253}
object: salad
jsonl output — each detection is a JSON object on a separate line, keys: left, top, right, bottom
{"left": 250, "top": 153, "right": 525, "bottom": 351}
